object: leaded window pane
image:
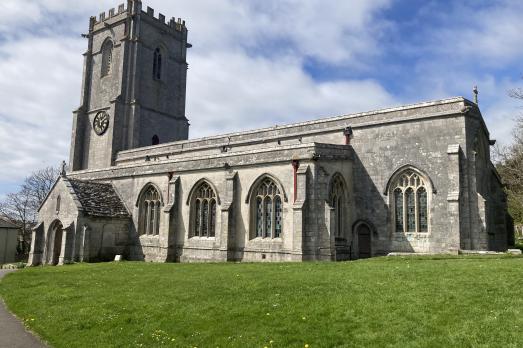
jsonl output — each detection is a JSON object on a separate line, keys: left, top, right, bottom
{"left": 253, "top": 178, "right": 282, "bottom": 239}
{"left": 202, "top": 200, "right": 209, "bottom": 237}
{"left": 337, "top": 197, "right": 343, "bottom": 237}
{"left": 418, "top": 188, "right": 428, "bottom": 232}
{"left": 196, "top": 200, "right": 202, "bottom": 236}
{"left": 256, "top": 197, "right": 263, "bottom": 237}
{"left": 139, "top": 186, "right": 162, "bottom": 236}
{"left": 275, "top": 197, "right": 282, "bottom": 238}
{"left": 265, "top": 197, "right": 272, "bottom": 238}
{"left": 394, "top": 188, "right": 403, "bottom": 232}
{"left": 210, "top": 200, "right": 216, "bottom": 237}
{"left": 406, "top": 188, "right": 415, "bottom": 232}
{"left": 149, "top": 202, "right": 155, "bottom": 235}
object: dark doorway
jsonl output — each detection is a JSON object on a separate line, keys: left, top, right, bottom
{"left": 357, "top": 224, "right": 371, "bottom": 259}
{"left": 51, "top": 222, "right": 63, "bottom": 265}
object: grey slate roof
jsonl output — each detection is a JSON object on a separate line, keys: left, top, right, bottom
{"left": 67, "top": 178, "right": 129, "bottom": 218}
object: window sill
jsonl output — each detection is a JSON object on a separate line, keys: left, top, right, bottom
{"left": 189, "top": 236, "right": 216, "bottom": 240}
{"left": 139, "top": 234, "right": 160, "bottom": 238}
{"left": 250, "top": 237, "right": 283, "bottom": 241}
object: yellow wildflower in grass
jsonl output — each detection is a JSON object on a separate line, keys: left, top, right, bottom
{"left": 305, "top": 344, "right": 309, "bottom": 348}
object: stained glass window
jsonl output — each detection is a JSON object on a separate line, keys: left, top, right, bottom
{"left": 418, "top": 187, "right": 428, "bottom": 232}
{"left": 394, "top": 188, "right": 403, "bottom": 232}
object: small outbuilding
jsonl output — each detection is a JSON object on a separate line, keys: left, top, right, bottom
{"left": 0, "top": 218, "right": 20, "bottom": 264}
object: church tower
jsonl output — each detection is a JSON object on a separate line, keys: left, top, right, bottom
{"left": 69, "top": 0, "right": 190, "bottom": 171}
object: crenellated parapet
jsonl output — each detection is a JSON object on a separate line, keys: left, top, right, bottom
{"left": 143, "top": 5, "right": 187, "bottom": 33}
{"left": 94, "top": 1, "right": 187, "bottom": 34}
{"left": 95, "top": 3, "right": 128, "bottom": 24}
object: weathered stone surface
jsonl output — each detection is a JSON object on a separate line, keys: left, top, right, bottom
{"left": 31, "top": 1, "right": 511, "bottom": 265}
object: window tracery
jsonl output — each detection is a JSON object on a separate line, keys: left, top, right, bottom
{"left": 391, "top": 170, "right": 429, "bottom": 233}
{"left": 254, "top": 178, "right": 283, "bottom": 238}
{"left": 192, "top": 182, "right": 217, "bottom": 237}
{"left": 139, "top": 185, "right": 161, "bottom": 236}
{"left": 329, "top": 175, "right": 346, "bottom": 238}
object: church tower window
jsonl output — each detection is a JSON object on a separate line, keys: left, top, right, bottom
{"left": 101, "top": 40, "right": 113, "bottom": 77}
{"left": 191, "top": 182, "right": 217, "bottom": 238}
{"left": 390, "top": 170, "right": 430, "bottom": 233}
{"left": 153, "top": 48, "right": 162, "bottom": 80}
{"left": 253, "top": 178, "right": 283, "bottom": 239}
{"left": 152, "top": 135, "right": 159, "bottom": 145}
{"left": 139, "top": 185, "right": 162, "bottom": 236}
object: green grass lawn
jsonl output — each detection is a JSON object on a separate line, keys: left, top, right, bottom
{"left": 1, "top": 256, "right": 523, "bottom": 347}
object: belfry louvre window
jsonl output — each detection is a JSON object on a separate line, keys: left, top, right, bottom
{"left": 329, "top": 174, "right": 346, "bottom": 238}
{"left": 101, "top": 40, "right": 113, "bottom": 77}
{"left": 254, "top": 178, "right": 283, "bottom": 238}
{"left": 139, "top": 185, "right": 161, "bottom": 236}
{"left": 192, "top": 182, "right": 217, "bottom": 237}
{"left": 391, "top": 170, "right": 429, "bottom": 233}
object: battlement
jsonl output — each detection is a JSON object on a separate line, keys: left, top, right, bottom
{"left": 143, "top": 6, "right": 187, "bottom": 32}
{"left": 95, "top": 3, "right": 127, "bottom": 23}
{"left": 94, "top": 1, "right": 187, "bottom": 33}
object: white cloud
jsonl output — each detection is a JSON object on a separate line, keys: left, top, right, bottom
{"left": 187, "top": 52, "right": 396, "bottom": 137}
{"left": 0, "top": 36, "right": 83, "bottom": 183}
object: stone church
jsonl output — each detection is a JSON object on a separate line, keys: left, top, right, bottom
{"left": 28, "top": 0, "right": 510, "bottom": 266}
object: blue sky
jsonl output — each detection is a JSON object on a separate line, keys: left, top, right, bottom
{"left": 0, "top": 0, "right": 522, "bottom": 197}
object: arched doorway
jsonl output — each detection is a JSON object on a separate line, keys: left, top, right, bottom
{"left": 47, "top": 221, "right": 63, "bottom": 265}
{"left": 354, "top": 222, "right": 372, "bottom": 259}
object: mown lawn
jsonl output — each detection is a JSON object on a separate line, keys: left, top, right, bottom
{"left": 1, "top": 256, "right": 523, "bottom": 347}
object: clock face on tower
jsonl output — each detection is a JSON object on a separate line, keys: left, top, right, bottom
{"left": 93, "top": 111, "right": 110, "bottom": 136}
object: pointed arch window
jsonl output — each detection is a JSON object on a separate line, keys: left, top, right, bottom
{"left": 101, "top": 40, "right": 113, "bottom": 77}
{"left": 139, "top": 185, "right": 162, "bottom": 236}
{"left": 153, "top": 47, "right": 162, "bottom": 80}
{"left": 391, "top": 170, "right": 430, "bottom": 233}
{"left": 192, "top": 182, "right": 217, "bottom": 238}
{"left": 253, "top": 178, "right": 283, "bottom": 239}
{"left": 329, "top": 175, "right": 346, "bottom": 238}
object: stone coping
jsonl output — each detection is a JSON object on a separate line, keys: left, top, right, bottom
{"left": 114, "top": 97, "right": 473, "bottom": 164}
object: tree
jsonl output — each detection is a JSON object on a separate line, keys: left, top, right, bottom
{"left": 0, "top": 165, "right": 60, "bottom": 254}
{"left": 495, "top": 86, "right": 523, "bottom": 226}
